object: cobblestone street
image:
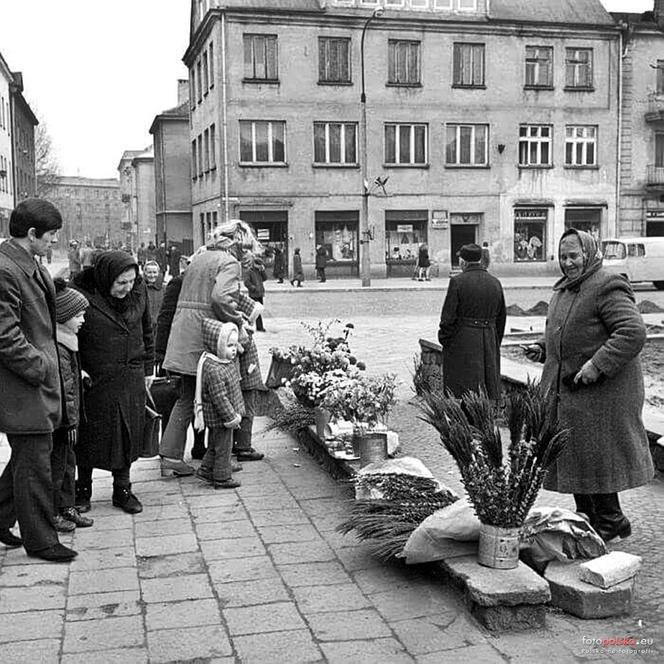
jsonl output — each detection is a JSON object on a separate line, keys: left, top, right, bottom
{"left": 1, "top": 280, "right": 663, "bottom": 662}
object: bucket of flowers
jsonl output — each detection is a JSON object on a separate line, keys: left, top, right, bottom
{"left": 321, "top": 371, "right": 398, "bottom": 466}
{"left": 418, "top": 382, "right": 570, "bottom": 569}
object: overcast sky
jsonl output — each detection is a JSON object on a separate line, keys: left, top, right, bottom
{"left": 0, "top": 0, "right": 652, "bottom": 179}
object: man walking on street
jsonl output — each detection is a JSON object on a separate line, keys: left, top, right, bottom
{"left": 438, "top": 243, "right": 506, "bottom": 400}
{"left": 0, "top": 198, "right": 78, "bottom": 562}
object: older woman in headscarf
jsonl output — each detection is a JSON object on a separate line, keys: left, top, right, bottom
{"left": 72, "top": 251, "right": 154, "bottom": 514}
{"left": 159, "top": 220, "right": 265, "bottom": 476}
{"left": 524, "top": 228, "right": 654, "bottom": 542}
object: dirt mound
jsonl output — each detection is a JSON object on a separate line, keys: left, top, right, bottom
{"left": 506, "top": 304, "right": 527, "bottom": 316}
{"left": 638, "top": 300, "right": 664, "bottom": 314}
{"left": 525, "top": 301, "right": 549, "bottom": 316}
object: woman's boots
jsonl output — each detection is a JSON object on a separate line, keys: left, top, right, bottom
{"left": 574, "top": 492, "right": 631, "bottom": 543}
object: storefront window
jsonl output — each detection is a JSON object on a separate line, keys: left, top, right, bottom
{"left": 385, "top": 211, "right": 427, "bottom": 262}
{"left": 315, "top": 211, "right": 358, "bottom": 263}
{"left": 239, "top": 210, "right": 288, "bottom": 270}
{"left": 514, "top": 208, "right": 547, "bottom": 261}
{"left": 564, "top": 208, "right": 601, "bottom": 242}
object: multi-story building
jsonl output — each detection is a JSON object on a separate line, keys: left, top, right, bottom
{"left": 46, "top": 176, "right": 123, "bottom": 247}
{"left": 9, "top": 72, "right": 38, "bottom": 205}
{"left": 149, "top": 80, "right": 194, "bottom": 254}
{"left": 117, "top": 147, "right": 156, "bottom": 250}
{"left": 0, "top": 52, "right": 13, "bottom": 237}
{"left": 615, "top": 1, "right": 664, "bottom": 238}
{"left": 184, "top": 0, "right": 620, "bottom": 278}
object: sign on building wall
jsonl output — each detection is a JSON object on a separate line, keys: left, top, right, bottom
{"left": 431, "top": 210, "right": 448, "bottom": 228}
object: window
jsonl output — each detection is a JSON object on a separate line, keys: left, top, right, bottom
{"left": 385, "top": 211, "right": 428, "bottom": 263}
{"left": 319, "top": 37, "right": 351, "bottom": 84}
{"left": 202, "top": 51, "right": 209, "bottom": 92}
{"left": 453, "top": 43, "right": 485, "bottom": 87}
{"left": 525, "top": 46, "right": 552, "bottom": 88}
{"left": 384, "top": 123, "right": 427, "bottom": 165}
{"left": 388, "top": 40, "right": 420, "bottom": 86}
{"left": 518, "top": 125, "right": 552, "bottom": 167}
{"left": 458, "top": 0, "right": 477, "bottom": 10}
{"left": 565, "top": 208, "right": 601, "bottom": 240}
{"left": 565, "top": 125, "right": 597, "bottom": 166}
{"left": 196, "top": 60, "right": 203, "bottom": 102}
{"left": 565, "top": 48, "right": 593, "bottom": 89}
{"left": 239, "top": 120, "right": 286, "bottom": 164}
{"left": 243, "top": 34, "right": 278, "bottom": 81}
{"left": 191, "top": 140, "right": 198, "bottom": 179}
{"left": 197, "top": 135, "right": 204, "bottom": 175}
{"left": 209, "top": 42, "right": 215, "bottom": 88}
{"left": 203, "top": 129, "right": 210, "bottom": 171}
{"left": 315, "top": 211, "right": 358, "bottom": 263}
{"left": 314, "top": 122, "right": 358, "bottom": 164}
{"left": 514, "top": 208, "right": 547, "bottom": 262}
{"left": 446, "top": 123, "right": 488, "bottom": 166}
{"left": 210, "top": 124, "right": 217, "bottom": 169}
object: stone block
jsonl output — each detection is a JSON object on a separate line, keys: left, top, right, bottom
{"left": 63, "top": 615, "right": 144, "bottom": 653}
{"left": 545, "top": 560, "right": 634, "bottom": 619}
{"left": 135, "top": 532, "right": 198, "bottom": 557}
{"left": 579, "top": 551, "right": 642, "bottom": 589}
{"left": 147, "top": 625, "right": 231, "bottom": 663}
{"left": 137, "top": 551, "right": 206, "bottom": 579}
{"left": 2, "top": 639, "right": 60, "bottom": 664}
{"left": 269, "top": 540, "right": 336, "bottom": 565}
{"left": 60, "top": 648, "right": 148, "bottom": 664}
{"left": 69, "top": 567, "right": 139, "bottom": 595}
{"left": 215, "top": 578, "right": 291, "bottom": 607}
{"left": 232, "top": 629, "right": 322, "bottom": 664}
{"left": 145, "top": 598, "right": 221, "bottom": 631}
{"left": 0, "top": 609, "right": 63, "bottom": 643}
{"left": 279, "top": 561, "right": 352, "bottom": 588}
{"left": 140, "top": 573, "right": 214, "bottom": 603}
{"left": 293, "top": 583, "right": 371, "bottom": 614}
{"left": 223, "top": 601, "right": 306, "bottom": 635}
{"left": 319, "top": 637, "right": 412, "bottom": 664}
{"left": 66, "top": 590, "right": 141, "bottom": 622}
{"left": 307, "top": 608, "right": 392, "bottom": 641}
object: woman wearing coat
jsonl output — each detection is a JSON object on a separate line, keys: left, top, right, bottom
{"left": 73, "top": 251, "right": 154, "bottom": 514}
{"left": 272, "top": 244, "right": 285, "bottom": 283}
{"left": 525, "top": 229, "right": 654, "bottom": 542}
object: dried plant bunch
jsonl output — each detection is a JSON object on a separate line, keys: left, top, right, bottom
{"left": 418, "top": 382, "right": 569, "bottom": 529}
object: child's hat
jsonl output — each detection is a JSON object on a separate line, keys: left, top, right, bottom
{"left": 54, "top": 277, "right": 89, "bottom": 323}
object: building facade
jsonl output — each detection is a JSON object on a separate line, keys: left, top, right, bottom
{"left": 150, "top": 80, "right": 194, "bottom": 255}
{"left": 615, "top": 3, "right": 664, "bottom": 238}
{"left": 46, "top": 176, "right": 123, "bottom": 247}
{"left": 0, "top": 53, "right": 13, "bottom": 237}
{"left": 117, "top": 148, "right": 156, "bottom": 250}
{"left": 184, "top": 0, "right": 620, "bottom": 278}
{"left": 9, "top": 72, "right": 37, "bottom": 205}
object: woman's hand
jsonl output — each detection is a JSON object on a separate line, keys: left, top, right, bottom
{"left": 574, "top": 360, "right": 601, "bottom": 385}
{"left": 524, "top": 344, "right": 544, "bottom": 362}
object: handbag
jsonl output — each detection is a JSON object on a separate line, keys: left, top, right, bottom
{"left": 141, "top": 389, "right": 162, "bottom": 458}
{"left": 150, "top": 369, "right": 182, "bottom": 421}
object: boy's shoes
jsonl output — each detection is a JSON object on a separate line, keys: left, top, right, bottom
{"left": 27, "top": 543, "right": 78, "bottom": 562}
{"left": 53, "top": 514, "right": 76, "bottom": 532}
{"left": 161, "top": 457, "right": 195, "bottom": 477}
{"left": 61, "top": 507, "right": 94, "bottom": 528}
{"left": 112, "top": 486, "right": 143, "bottom": 514}
{"left": 0, "top": 528, "right": 23, "bottom": 548}
{"left": 235, "top": 448, "right": 264, "bottom": 462}
{"left": 213, "top": 478, "right": 241, "bottom": 489}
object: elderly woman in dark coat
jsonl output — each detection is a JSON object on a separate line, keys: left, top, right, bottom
{"left": 73, "top": 251, "right": 154, "bottom": 514}
{"left": 525, "top": 229, "right": 654, "bottom": 542}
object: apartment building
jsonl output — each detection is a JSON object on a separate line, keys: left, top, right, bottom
{"left": 185, "top": 0, "right": 620, "bottom": 277}
{"left": 615, "top": 2, "right": 664, "bottom": 238}
{"left": 117, "top": 148, "right": 156, "bottom": 249}
{"left": 0, "top": 53, "right": 12, "bottom": 236}
{"left": 9, "top": 72, "right": 37, "bottom": 205}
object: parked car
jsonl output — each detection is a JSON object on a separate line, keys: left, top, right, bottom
{"left": 601, "top": 237, "right": 664, "bottom": 290}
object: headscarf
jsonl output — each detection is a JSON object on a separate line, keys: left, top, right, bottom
{"left": 207, "top": 219, "right": 262, "bottom": 255}
{"left": 93, "top": 251, "right": 139, "bottom": 312}
{"left": 553, "top": 228, "right": 603, "bottom": 292}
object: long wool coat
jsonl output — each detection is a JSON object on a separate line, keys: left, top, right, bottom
{"left": 541, "top": 270, "right": 654, "bottom": 494}
{"left": 74, "top": 270, "right": 154, "bottom": 470}
{"left": 438, "top": 264, "right": 506, "bottom": 399}
{"left": 0, "top": 240, "right": 62, "bottom": 434}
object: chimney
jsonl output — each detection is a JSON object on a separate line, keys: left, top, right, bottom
{"left": 177, "top": 79, "right": 189, "bottom": 106}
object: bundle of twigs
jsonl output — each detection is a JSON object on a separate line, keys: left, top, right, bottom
{"left": 418, "top": 382, "right": 569, "bottom": 529}
{"left": 337, "top": 473, "right": 458, "bottom": 560}
{"left": 264, "top": 401, "right": 316, "bottom": 436}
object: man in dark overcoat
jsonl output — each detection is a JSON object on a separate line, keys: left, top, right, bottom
{"left": 438, "top": 243, "right": 506, "bottom": 399}
{"left": 0, "top": 199, "right": 78, "bottom": 561}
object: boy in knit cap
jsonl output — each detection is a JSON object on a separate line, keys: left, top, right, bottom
{"left": 51, "top": 278, "right": 94, "bottom": 530}
{"left": 193, "top": 319, "right": 245, "bottom": 489}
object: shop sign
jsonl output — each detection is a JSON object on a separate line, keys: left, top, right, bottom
{"left": 396, "top": 224, "right": 413, "bottom": 233}
{"left": 431, "top": 210, "right": 448, "bottom": 228}
{"left": 257, "top": 228, "right": 270, "bottom": 240}
{"left": 514, "top": 208, "right": 547, "bottom": 221}
{"left": 646, "top": 210, "right": 664, "bottom": 219}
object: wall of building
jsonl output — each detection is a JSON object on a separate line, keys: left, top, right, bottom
{"left": 11, "top": 100, "right": 36, "bottom": 202}
{"left": 133, "top": 156, "right": 157, "bottom": 245}
{"left": 0, "top": 68, "right": 12, "bottom": 236}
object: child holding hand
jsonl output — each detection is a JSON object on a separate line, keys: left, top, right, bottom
{"left": 193, "top": 319, "right": 245, "bottom": 489}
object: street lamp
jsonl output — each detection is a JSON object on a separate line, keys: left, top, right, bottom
{"left": 359, "top": 6, "right": 384, "bottom": 288}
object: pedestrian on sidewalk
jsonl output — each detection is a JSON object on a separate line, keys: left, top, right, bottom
{"left": 68, "top": 240, "right": 82, "bottom": 279}
{"left": 51, "top": 278, "right": 94, "bottom": 532}
{"left": 315, "top": 244, "right": 327, "bottom": 282}
{"left": 290, "top": 247, "right": 304, "bottom": 287}
{"left": 480, "top": 242, "right": 491, "bottom": 270}
{"left": 193, "top": 320, "right": 245, "bottom": 489}
{"left": 524, "top": 228, "right": 654, "bottom": 543}
{"left": 73, "top": 251, "right": 154, "bottom": 515}
{"left": 243, "top": 253, "right": 267, "bottom": 332}
{"left": 144, "top": 260, "right": 164, "bottom": 337}
{"left": 438, "top": 243, "right": 506, "bottom": 400}
{"left": 159, "top": 220, "right": 264, "bottom": 477}
{"left": 272, "top": 243, "right": 286, "bottom": 283}
{"left": 0, "top": 198, "right": 78, "bottom": 562}
{"left": 417, "top": 243, "right": 431, "bottom": 281}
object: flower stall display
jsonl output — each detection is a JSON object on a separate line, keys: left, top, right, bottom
{"left": 418, "top": 383, "right": 570, "bottom": 569}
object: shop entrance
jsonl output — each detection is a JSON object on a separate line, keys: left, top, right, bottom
{"left": 646, "top": 220, "right": 664, "bottom": 236}
{"left": 450, "top": 224, "right": 476, "bottom": 266}
{"left": 239, "top": 210, "right": 288, "bottom": 274}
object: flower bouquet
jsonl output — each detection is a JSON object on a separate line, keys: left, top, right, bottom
{"left": 418, "top": 382, "right": 570, "bottom": 568}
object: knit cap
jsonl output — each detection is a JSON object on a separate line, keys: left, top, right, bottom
{"left": 54, "top": 278, "right": 89, "bottom": 323}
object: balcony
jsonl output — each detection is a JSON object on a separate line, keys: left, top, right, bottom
{"left": 646, "top": 164, "right": 664, "bottom": 191}
{"left": 645, "top": 93, "right": 664, "bottom": 123}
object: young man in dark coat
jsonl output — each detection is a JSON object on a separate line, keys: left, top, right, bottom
{"left": 438, "top": 243, "right": 506, "bottom": 400}
{"left": 0, "top": 198, "right": 78, "bottom": 562}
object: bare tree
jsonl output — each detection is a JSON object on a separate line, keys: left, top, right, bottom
{"left": 35, "top": 120, "right": 60, "bottom": 198}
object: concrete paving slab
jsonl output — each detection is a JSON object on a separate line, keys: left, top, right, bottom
{"left": 65, "top": 589, "right": 141, "bottom": 622}
{"left": 257, "top": 523, "right": 322, "bottom": 544}
{"left": 196, "top": 535, "right": 266, "bottom": 561}
{"left": 62, "top": 615, "right": 144, "bottom": 653}
{"left": 140, "top": 573, "right": 214, "bottom": 603}
{"left": 208, "top": 555, "right": 280, "bottom": 584}
{"left": 223, "top": 601, "right": 307, "bottom": 635}
{"left": 269, "top": 540, "right": 337, "bottom": 565}
{"left": 146, "top": 624, "right": 232, "bottom": 663}
{"left": 60, "top": 648, "right": 149, "bottom": 664}
{"left": 68, "top": 567, "right": 139, "bottom": 595}
{"left": 279, "top": 561, "right": 353, "bottom": 588}
{"left": 293, "top": 583, "right": 372, "bottom": 614}
{"left": 2, "top": 639, "right": 61, "bottom": 664}
{"left": 0, "top": 585, "right": 66, "bottom": 613}
{"left": 73, "top": 527, "right": 134, "bottom": 550}
{"left": 370, "top": 585, "right": 462, "bottom": 622}
{"left": 215, "top": 577, "right": 291, "bottom": 608}
{"left": 307, "top": 608, "right": 392, "bottom": 641}
{"left": 249, "top": 507, "right": 312, "bottom": 527}
{"left": 135, "top": 532, "right": 199, "bottom": 557}
{"left": 0, "top": 609, "right": 64, "bottom": 642}
{"left": 145, "top": 598, "right": 221, "bottom": 631}
{"left": 77, "top": 514, "right": 130, "bottom": 531}
{"left": 133, "top": 517, "right": 193, "bottom": 537}
{"left": 319, "top": 637, "right": 414, "bottom": 664}
{"left": 136, "top": 551, "right": 206, "bottom": 579}
{"left": 0, "top": 562, "right": 69, "bottom": 586}
{"left": 196, "top": 520, "right": 258, "bottom": 545}
{"left": 415, "top": 643, "right": 508, "bottom": 663}
{"left": 232, "top": 629, "right": 323, "bottom": 664}
{"left": 388, "top": 613, "right": 467, "bottom": 655}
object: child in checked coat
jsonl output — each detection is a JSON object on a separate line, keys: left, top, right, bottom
{"left": 193, "top": 319, "right": 245, "bottom": 489}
